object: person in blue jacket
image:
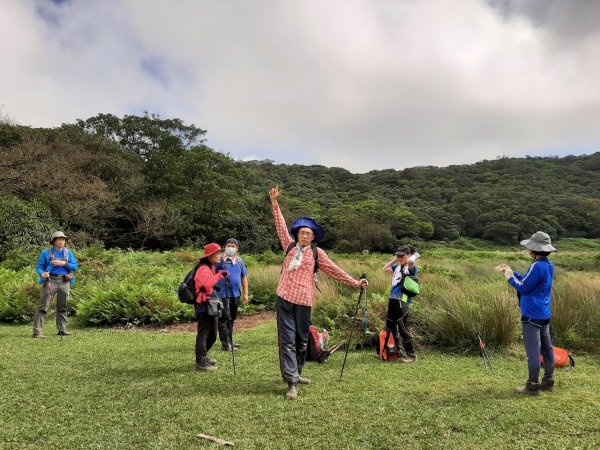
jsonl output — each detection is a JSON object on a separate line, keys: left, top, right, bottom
{"left": 383, "top": 245, "right": 420, "bottom": 363}
{"left": 215, "top": 238, "right": 249, "bottom": 351}
{"left": 33, "top": 231, "right": 79, "bottom": 338}
{"left": 496, "top": 231, "right": 557, "bottom": 395}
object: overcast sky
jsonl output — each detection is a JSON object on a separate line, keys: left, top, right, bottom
{"left": 1, "top": 0, "right": 599, "bottom": 172}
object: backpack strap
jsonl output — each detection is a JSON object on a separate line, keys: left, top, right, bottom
{"left": 311, "top": 242, "right": 319, "bottom": 274}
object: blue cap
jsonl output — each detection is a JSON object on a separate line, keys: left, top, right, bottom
{"left": 291, "top": 217, "right": 325, "bottom": 243}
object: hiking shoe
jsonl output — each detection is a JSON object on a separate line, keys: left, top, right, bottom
{"left": 540, "top": 378, "right": 555, "bottom": 392}
{"left": 58, "top": 331, "right": 73, "bottom": 336}
{"left": 32, "top": 335, "right": 48, "bottom": 339}
{"left": 221, "top": 344, "right": 238, "bottom": 352}
{"left": 233, "top": 343, "right": 242, "bottom": 349}
{"left": 297, "top": 376, "right": 311, "bottom": 385}
{"left": 195, "top": 364, "right": 218, "bottom": 372}
{"left": 207, "top": 357, "right": 218, "bottom": 366}
{"left": 515, "top": 381, "right": 540, "bottom": 396}
{"left": 399, "top": 355, "right": 417, "bottom": 364}
{"left": 285, "top": 383, "right": 298, "bottom": 400}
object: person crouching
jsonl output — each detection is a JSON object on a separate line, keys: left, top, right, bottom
{"left": 194, "top": 243, "right": 230, "bottom": 372}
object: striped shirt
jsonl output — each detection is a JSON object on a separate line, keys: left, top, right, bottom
{"left": 272, "top": 203, "right": 360, "bottom": 307}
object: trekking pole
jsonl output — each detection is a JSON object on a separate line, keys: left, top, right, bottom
{"left": 339, "top": 274, "right": 367, "bottom": 382}
{"left": 364, "top": 292, "right": 369, "bottom": 334}
{"left": 475, "top": 331, "right": 495, "bottom": 373}
{"left": 224, "top": 274, "right": 236, "bottom": 375}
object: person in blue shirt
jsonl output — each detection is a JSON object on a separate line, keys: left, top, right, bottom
{"left": 496, "top": 231, "right": 557, "bottom": 396}
{"left": 383, "top": 245, "right": 420, "bottom": 363}
{"left": 215, "top": 238, "right": 249, "bottom": 351}
{"left": 33, "top": 231, "right": 79, "bottom": 338}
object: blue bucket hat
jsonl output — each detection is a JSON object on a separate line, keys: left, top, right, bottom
{"left": 291, "top": 217, "right": 325, "bottom": 243}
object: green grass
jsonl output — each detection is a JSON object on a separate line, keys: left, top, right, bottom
{"left": 1, "top": 322, "right": 599, "bottom": 449}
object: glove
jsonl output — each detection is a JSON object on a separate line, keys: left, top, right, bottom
{"left": 219, "top": 270, "right": 230, "bottom": 279}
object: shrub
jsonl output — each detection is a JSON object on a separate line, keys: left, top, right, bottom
{"left": 0, "top": 267, "right": 40, "bottom": 323}
{"left": 0, "top": 194, "right": 58, "bottom": 260}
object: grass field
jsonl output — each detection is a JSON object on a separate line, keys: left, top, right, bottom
{"left": 1, "top": 321, "right": 599, "bottom": 449}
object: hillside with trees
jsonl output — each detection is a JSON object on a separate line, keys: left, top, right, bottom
{"left": 1, "top": 113, "right": 599, "bottom": 257}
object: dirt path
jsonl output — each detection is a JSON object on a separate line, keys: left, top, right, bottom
{"left": 160, "top": 311, "right": 276, "bottom": 334}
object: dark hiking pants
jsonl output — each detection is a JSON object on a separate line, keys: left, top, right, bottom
{"left": 195, "top": 304, "right": 218, "bottom": 366}
{"left": 522, "top": 319, "right": 555, "bottom": 383}
{"left": 386, "top": 299, "right": 416, "bottom": 358}
{"left": 277, "top": 297, "right": 311, "bottom": 383}
{"left": 218, "top": 296, "right": 240, "bottom": 345}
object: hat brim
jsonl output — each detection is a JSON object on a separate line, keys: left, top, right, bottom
{"left": 291, "top": 218, "right": 325, "bottom": 243}
{"left": 203, "top": 247, "right": 223, "bottom": 258}
{"left": 520, "top": 239, "right": 557, "bottom": 253}
{"left": 50, "top": 236, "right": 68, "bottom": 244}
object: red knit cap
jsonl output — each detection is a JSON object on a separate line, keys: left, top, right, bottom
{"left": 203, "top": 243, "right": 223, "bottom": 258}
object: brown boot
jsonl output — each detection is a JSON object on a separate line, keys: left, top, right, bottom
{"left": 285, "top": 383, "right": 298, "bottom": 400}
{"left": 515, "top": 381, "right": 541, "bottom": 396}
{"left": 297, "top": 376, "right": 311, "bottom": 385}
{"left": 540, "top": 378, "right": 555, "bottom": 392}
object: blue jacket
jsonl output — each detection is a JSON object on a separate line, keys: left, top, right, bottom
{"left": 508, "top": 258, "right": 554, "bottom": 320}
{"left": 390, "top": 264, "right": 418, "bottom": 304}
{"left": 36, "top": 248, "right": 79, "bottom": 286}
{"left": 215, "top": 257, "right": 248, "bottom": 299}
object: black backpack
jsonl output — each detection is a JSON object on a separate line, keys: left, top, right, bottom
{"left": 178, "top": 260, "right": 205, "bottom": 305}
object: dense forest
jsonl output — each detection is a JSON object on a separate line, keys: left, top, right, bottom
{"left": 1, "top": 113, "right": 599, "bottom": 258}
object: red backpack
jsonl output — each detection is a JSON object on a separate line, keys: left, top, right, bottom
{"left": 306, "top": 326, "right": 343, "bottom": 363}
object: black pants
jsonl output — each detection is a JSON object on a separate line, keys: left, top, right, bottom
{"left": 386, "top": 299, "right": 415, "bottom": 357}
{"left": 218, "top": 296, "right": 240, "bottom": 345}
{"left": 195, "top": 303, "right": 218, "bottom": 365}
{"left": 277, "top": 297, "right": 311, "bottom": 383}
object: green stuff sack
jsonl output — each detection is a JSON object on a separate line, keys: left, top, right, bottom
{"left": 402, "top": 276, "right": 420, "bottom": 295}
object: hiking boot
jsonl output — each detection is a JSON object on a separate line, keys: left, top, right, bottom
{"left": 399, "top": 355, "right": 417, "bottom": 364}
{"left": 540, "top": 378, "right": 555, "bottom": 393}
{"left": 58, "top": 331, "right": 73, "bottom": 336}
{"left": 32, "top": 334, "right": 48, "bottom": 339}
{"left": 207, "top": 357, "right": 218, "bottom": 366}
{"left": 221, "top": 343, "right": 238, "bottom": 352}
{"left": 195, "top": 363, "right": 218, "bottom": 372}
{"left": 515, "top": 381, "right": 541, "bottom": 396}
{"left": 285, "top": 383, "right": 298, "bottom": 400}
{"left": 297, "top": 376, "right": 311, "bottom": 385}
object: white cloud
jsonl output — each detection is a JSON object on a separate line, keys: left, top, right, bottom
{"left": 1, "top": 0, "right": 599, "bottom": 172}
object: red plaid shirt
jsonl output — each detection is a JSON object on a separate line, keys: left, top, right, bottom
{"left": 272, "top": 203, "right": 360, "bottom": 307}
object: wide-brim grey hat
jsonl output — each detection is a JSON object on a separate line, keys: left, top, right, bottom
{"left": 50, "top": 231, "right": 68, "bottom": 244}
{"left": 520, "top": 231, "right": 557, "bottom": 253}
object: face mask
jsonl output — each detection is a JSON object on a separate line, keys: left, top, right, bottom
{"left": 225, "top": 247, "right": 237, "bottom": 257}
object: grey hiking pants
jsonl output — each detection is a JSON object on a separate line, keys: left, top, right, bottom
{"left": 33, "top": 277, "right": 70, "bottom": 335}
{"left": 522, "top": 319, "right": 555, "bottom": 383}
{"left": 277, "top": 297, "right": 311, "bottom": 384}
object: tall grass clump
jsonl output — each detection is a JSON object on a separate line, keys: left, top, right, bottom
{"left": 551, "top": 272, "right": 600, "bottom": 351}
{"left": 413, "top": 273, "right": 520, "bottom": 350}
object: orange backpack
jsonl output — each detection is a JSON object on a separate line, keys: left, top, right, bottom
{"left": 541, "top": 347, "right": 575, "bottom": 369}
{"left": 378, "top": 329, "right": 399, "bottom": 362}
